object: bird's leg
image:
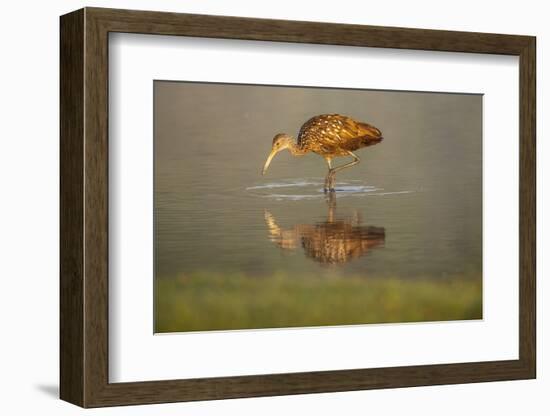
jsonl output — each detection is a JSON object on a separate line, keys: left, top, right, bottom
{"left": 324, "top": 158, "right": 333, "bottom": 193}
{"left": 329, "top": 151, "right": 361, "bottom": 190}
{"left": 331, "top": 151, "right": 361, "bottom": 173}
{"left": 327, "top": 171, "right": 336, "bottom": 192}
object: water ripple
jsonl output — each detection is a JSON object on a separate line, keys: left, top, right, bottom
{"left": 246, "top": 180, "right": 324, "bottom": 190}
{"left": 246, "top": 178, "right": 412, "bottom": 200}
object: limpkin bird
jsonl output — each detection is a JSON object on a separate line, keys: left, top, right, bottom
{"left": 262, "top": 114, "right": 383, "bottom": 191}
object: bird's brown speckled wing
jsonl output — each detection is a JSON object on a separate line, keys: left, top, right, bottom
{"left": 297, "top": 114, "right": 382, "bottom": 155}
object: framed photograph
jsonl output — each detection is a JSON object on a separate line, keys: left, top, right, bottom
{"left": 60, "top": 7, "right": 536, "bottom": 407}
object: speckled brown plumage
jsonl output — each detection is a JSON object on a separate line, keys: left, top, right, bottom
{"left": 297, "top": 114, "right": 383, "bottom": 156}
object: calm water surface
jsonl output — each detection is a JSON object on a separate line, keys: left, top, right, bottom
{"left": 154, "top": 82, "right": 482, "bottom": 281}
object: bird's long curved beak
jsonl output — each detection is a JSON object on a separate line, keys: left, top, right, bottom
{"left": 262, "top": 149, "right": 278, "bottom": 175}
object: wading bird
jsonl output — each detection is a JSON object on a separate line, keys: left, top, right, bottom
{"left": 262, "top": 114, "right": 383, "bottom": 191}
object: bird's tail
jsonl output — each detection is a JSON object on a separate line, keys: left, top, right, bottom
{"left": 358, "top": 122, "right": 383, "bottom": 145}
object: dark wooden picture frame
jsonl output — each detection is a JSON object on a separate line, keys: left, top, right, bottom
{"left": 60, "top": 7, "right": 536, "bottom": 408}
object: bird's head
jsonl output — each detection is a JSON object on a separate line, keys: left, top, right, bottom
{"left": 262, "top": 133, "right": 294, "bottom": 175}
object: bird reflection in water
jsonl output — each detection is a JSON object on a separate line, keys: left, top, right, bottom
{"left": 264, "top": 194, "right": 385, "bottom": 265}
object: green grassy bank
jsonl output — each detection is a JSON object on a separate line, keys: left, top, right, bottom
{"left": 156, "top": 272, "right": 482, "bottom": 333}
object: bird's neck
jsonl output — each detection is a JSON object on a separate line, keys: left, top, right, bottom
{"left": 288, "top": 142, "right": 307, "bottom": 156}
